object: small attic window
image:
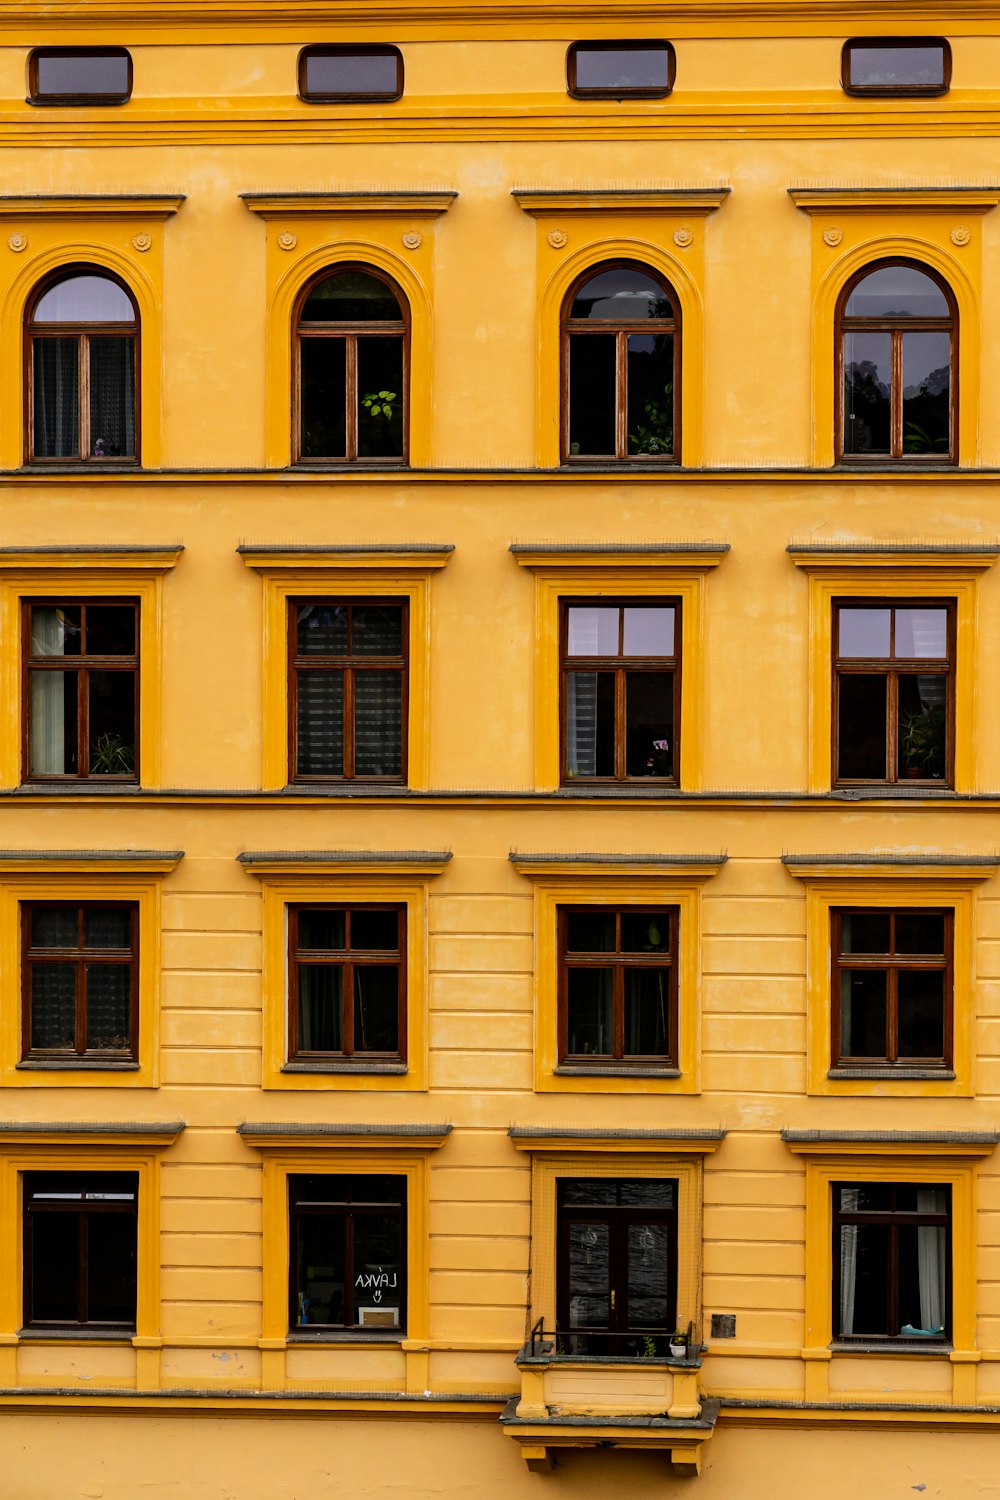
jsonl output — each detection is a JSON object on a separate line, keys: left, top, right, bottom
{"left": 567, "top": 41, "right": 675, "bottom": 99}
{"left": 29, "top": 48, "right": 132, "bottom": 105}
{"left": 298, "top": 46, "right": 404, "bottom": 103}
{"left": 842, "top": 38, "right": 951, "bottom": 97}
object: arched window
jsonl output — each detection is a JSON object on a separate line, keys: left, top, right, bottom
{"left": 295, "top": 266, "right": 407, "bottom": 464}
{"left": 562, "top": 261, "right": 679, "bottom": 463}
{"left": 27, "top": 268, "right": 139, "bottom": 464}
{"left": 838, "top": 260, "right": 955, "bottom": 462}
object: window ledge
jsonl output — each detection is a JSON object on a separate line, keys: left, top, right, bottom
{"left": 517, "top": 1349, "right": 702, "bottom": 1369}
{"left": 557, "top": 461, "right": 681, "bottom": 473}
{"left": 16, "top": 1059, "right": 140, "bottom": 1072}
{"left": 554, "top": 1064, "right": 681, "bottom": 1079}
{"left": 18, "top": 464, "right": 141, "bottom": 475}
{"left": 286, "top": 1330, "right": 403, "bottom": 1345}
{"left": 13, "top": 783, "right": 144, "bottom": 796}
{"left": 17, "top": 1327, "right": 134, "bottom": 1342}
{"left": 829, "top": 1341, "right": 952, "bottom": 1355}
{"left": 281, "top": 1061, "right": 407, "bottom": 1075}
{"left": 828, "top": 1067, "right": 956, "bottom": 1081}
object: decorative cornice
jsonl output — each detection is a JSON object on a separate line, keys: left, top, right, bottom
{"left": 789, "top": 186, "right": 1000, "bottom": 214}
{"left": 238, "top": 1122, "right": 452, "bottom": 1149}
{"left": 239, "top": 544, "right": 454, "bottom": 572}
{"left": 0, "top": 195, "right": 185, "bottom": 220}
{"left": 783, "top": 1128, "right": 999, "bottom": 1158}
{"left": 241, "top": 191, "right": 456, "bottom": 219}
{"left": 783, "top": 852, "right": 999, "bottom": 881}
{"left": 513, "top": 186, "right": 730, "bottom": 216}
{"left": 0, "top": 1120, "right": 185, "bottom": 1145}
{"left": 509, "top": 1125, "right": 725, "bottom": 1154}
{"left": 237, "top": 850, "right": 452, "bottom": 877}
{"left": 0, "top": 849, "right": 183, "bottom": 873}
{"left": 788, "top": 541, "right": 1000, "bottom": 571}
{"left": 510, "top": 852, "right": 727, "bottom": 880}
{"left": 511, "top": 543, "right": 729, "bottom": 572}
{"left": 0, "top": 545, "right": 184, "bottom": 572}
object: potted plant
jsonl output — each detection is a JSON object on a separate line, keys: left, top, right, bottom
{"left": 899, "top": 706, "right": 945, "bottom": 779}
{"left": 669, "top": 1326, "right": 688, "bottom": 1359}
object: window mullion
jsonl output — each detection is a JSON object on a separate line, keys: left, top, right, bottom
{"left": 891, "top": 329, "right": 903, "bottom": 459}
{"left": 79, "top": 334, "right": 90, "bottom": 461}
{"left": 616, "top": 331, "right": 627, "bottom": 460}
{"left": 77, "top": 1209, "right": 88, "bottom": 1325}
{"left": 346, "top": 335, "right": 358, "bottom": 462}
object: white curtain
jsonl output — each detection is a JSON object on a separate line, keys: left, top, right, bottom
{"left": 30, "top": 608, "right": 67, "bottom": 774}
{"left": 839, "top": 1189, "right": 859, "bottom": 1336}
{"left": 916, "top": 1188, "right": 946, "bottom": 1333}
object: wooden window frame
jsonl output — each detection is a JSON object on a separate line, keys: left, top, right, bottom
{"left": 297, "top": 45, "right": 404, "bottom": 103}
{"left": 287, "top": 903, "right": 406, "bottom": 1066}
{"left": 841, "top": 38, "right": 952, "bottom": 98}
{"left": 22, "top": 597, "right": 140, "bottom": 783}
{"left": 25, "top": 267, "right": 141, "bottom": 466}
{"left": 566, "top": 40, "right": 675, "bottom": 100}
{"left": 287, "top": 1173, "right": 407, "bottom": 1336}
{"left": 292, "top": 264, "right": 409, "bottom": 467}
{"left": 561, "top": 259, "right": 681, "bottom": 465}
{"left": 27, "top": 47, "right": 133, "bottom": 106}
{"left": 288, "top": 596, "right": 409, "bottom": 784}
{"left": 23, "top": 1169, "right": 138, "bottom": 1333}
{"left": 832, "top": 597, "right": 955, "bottom": 788}
{"left": 557, "top": 904, "right": 679, "bottom": 1069}
{"left": 830, "top": 906, "right": 953, "bottom": 1072}
{"left": 831, "top": 1180, "right": 952, "bottom": 1346}
{"left": 836, "top": 257, "right": 957, "bottom": 464}
{"left": 21, "top": 901, "right": 139, "bottom": 1067}
{"left": 559, "top": 596, "right": 681, "bottom": 784}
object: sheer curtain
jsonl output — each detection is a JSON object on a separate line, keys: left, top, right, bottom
{"left": 33, "top": 338, "right": 79, "bottom": 458}
{"left": 30, "top": 609, "right": 67, "bottom": 774}
{"left": 567, "top": 672, "right": 598, "bottom": 775}
{"left": 89, "top": 337, "right": 136, "bottom": 457}
{"left": 917, "top": 1188, "right": 946, "bottom": 1332}
{"left": 839, "top": 1189, "right": 859, "bottom": 1336}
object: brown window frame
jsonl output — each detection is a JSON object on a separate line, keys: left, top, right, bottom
{"left": 287, "top": 903, "right": 407, "bottom": 1067}
{"left": 27, "top": 47, "right": 133, "bottom": 106}
{"left": 559, "top": 597, "right": 681, "bottom": 784}
{"left": 832, "top": 1182, "right": 951, "bottom": 1346}
{"left": 561, "top": 259, "right": 681, "bottom": 465}
{"left": 566, "top": 40, "right": 675, "bottom": 99}
{"left": 288, "top": 597, "right": 408, "bottom": 784}
{"left": 22, "top": 597, "right": 140, "bottom": 783}
{"left": 288, "top": 1174, "right": 407, "bottom": 1335}
{"left": 841, "top": 38, "right": 951, "bottom": 97}
{"left": 836, "top": 257, "right": 957, "bottom": 465}
{"left": 830, "top": 907, "right": 953, "bottom": 1072}
{"left": 557, "top": 905, "right": 679, "bottom": 1070}
{"left": 832, "top": 597, "right": 955, "bottom": 788}
{"left": 25, "top": 266, "right": 141, "bottom": 466}
{"left": 297, "top": 45, "right": 404, "bottom": 103}
{"left": 23, "top": 1171, "right": 138, "bottom": 1333}
{"left": 21, "top": 901, "right": 139, "bottom": 1066}
{"left": 292, "top": 263, "right": 409, "bottom": 466}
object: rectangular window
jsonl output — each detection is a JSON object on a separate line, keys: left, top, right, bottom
{"left": 24, "top": 1171, "right": 138, "bottom": 1331}
{"left": 561, "top": 600, "right": 680, "bottom": 782}
{"left": 25, "top": 600, "right": 139, "bottom": 781}
{"left": 28, "top": 48, "right": 132, "bottom": 104}
{"left": 289, "top": 1174, "right": 406, "bottom": 1333}
{"left": 834, "top": 1182, "right": 950, "bottom": 1344}
{"left": 288, "top": 904, "right": 405, "bottom": 1065}
{"left": 556, "top": 1177, "right": 677, "bottom": 1355}
{"left": 559, "top": 906, "right": 678, "bottom": 1068}
{"left": 290, "top": 599, "right": 406, "bottom": 782}
{"left": 298, "top": 46, "right": 404, "bottom": 102}
{"left": 842, "top": 38, "right": 951, "bottom": 96}
{"left": 832, "top": 908, "right": 951, "bottom": 1071}
{"left": 22, "top": 902, "right": 138, "bottom": 1064}
{"left": 833, "top": 600, "right": 952, "bottom": 786}
{"left": 567, "top": 41, "right": 675, "bottom": 98}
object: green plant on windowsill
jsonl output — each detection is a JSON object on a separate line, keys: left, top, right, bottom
{"left": 90, "top": 732, "right": 135, "bottom": 775}
{"left": 641, "top": 1334, "right": 659, "bottom": 1359}
{"left": 362, "top": 390, "right": 397, "bottom": 422}
{"left": 899, "top": 705, "right": 946, "bottom": 779}
{"left": 902, "top": 419, "right": 949, "bottom": 455}
{"left": 628, "top": 386, "right": 673, "bottom": 456}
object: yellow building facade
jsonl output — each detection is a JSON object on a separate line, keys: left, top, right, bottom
{"left": 1, "top": 2, "right": 1000, "bottom": 1495}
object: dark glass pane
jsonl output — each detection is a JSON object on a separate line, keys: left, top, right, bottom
{"left": 625, "top": 671, "right": 673, "bottom": 776}
{"left": 88, "top": 670, "right": 135, "bottom": 775}
{"left": 87, "top": 1210, "right": 137, "bottom": 1325}
{"left": 568, "top": 334, "right": 616, "bottom": 456}
{"left": 840, "top": 1221, "right": 889, "bottom": 1336}
{"left": 297, "top": 965, "right": 343, "bottom": 1051}
{"left": 624, "top": 968, "right": 671, "bottom": 1056}
{"left": 620, "top": 912, "right": 668, "bottom": 952}
{"left": 350, "top": 910, "right": 399, "bottom": 951}
{"left": 354, "top": 671, "right": 403, "bottom": 777}
{"left": 566, "top": 1222, "right": 610, "bottom": 1327}
{"left": 291, "top": 1175, "right": 351, "bottom": 1205}
{"left": 30, "top": 669, "right": 78, "bottom": 774}
{"left": 352, "top": 605, "right": 403, "bottom": 656}
{"left": 89, "top": 336, "right": 136, "bottom": 458}
{"left": 837, "top": 673, "right": 888, "bottom": 779}
{"left": 847, "top": 44, "right": 946, "bottom": 90}
{"left": 895, "top": 913, "right": 945, "bottom": 954}
{"left": 567, "top": 606, "right": 620, "bottom": 656}
{"left": 839, "top": 608, "right": 891, "bottom": 659}
{"left": 354, "top": 1213, "right": 403, "bottom": 1329}
{"left": 297, "top": 603, "right": 348, "bottom": 656}
{"left": 349, "top": 1175, "right": 406, "bottom": 1204}
{"left": 566, "top": 670, "right": 615, "bottom": 776}
{"left": 894, "top": 608, "right": 948, "bottom": 659}
{"left": 897, "top": 1221, "right": 946, "bottom": 1335}
{"left": 83, "top": 908, "right": 130, "bottom": 949}
{"left": 566, "top": 968, "right": 613, "bottom": 1055}
{"left": 33, "top": 276, "right": 134, "bottom": 323}
{"left": 565, "top": 910, "right": 615, "bottom": 952}
{"left": 562, "top": 1180, "right": 618, "bottom": 1206}
{"left": 843, "top": 331, "right": 891, "bottom": 454}
{"left": 30, "top": 606, "right": 81, "bottom": 657}
{"left": 299, "top": 339, "right": 346, "bottom": 459}
{"left": 840, "top": 912, "right": 890, "bottom": 954}
{"left": 34, "top": 52, "right": 130, "bottom": 99}
{"left": 302, "top": 49, "right": 400, "bottom": 99}
{"left": 570, "top": 268, "right": 673, "bottom": 321}
{"left": 298, "top": 909, "right": 346, "bottom": 950}
{"left": 33, "top": 337, "right": 79, "bottom": 458}
{"left": 626, "top": 333, "right": 674, "bottom": 457}
{"left": 621, "top": 1181, "right": 675, "bottom": 1206}
{"left": 296, "top": 670, "right": 344, "bottom": 776}
{"left": 357, "top": 338, "right": 404, "bottom": 459}
{"left": 627, "top": 1222, "right": 671, "bottom": 1329}
{"left": 573, "top": 44, "right": 671, "bottom": 92}
{"left": 85, "top": 605, "right": 135, "bottom": 656}
{"left": 897, "top": 674, "right": 947, "bottom": 779}
{"left": 895, "top": 1185, "right": 947, "bottom": 1213}
{"left": 32, "top": 908, "right": 78, "bottom": 948}
{"left": 840, "top": 969, "right": 887, "bottom": 1058}
{"left": 845, "top": 267, "right": 949, "bottom": 319}
{"left": 85, "top": 965, "right": 131, "bottom": 1050}
{"left": 851, "top": 1185, "right": 892, "bottom": 1212}
{"left": 354, "top": 966, "right": 399, "bottom": 1052}
{"left": 897, "top": 970, "right": 946, "bottom": 1059}
{"left": 301, "top": 272, "right": 402, "bottom": 323}
{"left": 902, "top": 331, "right": 950, "bottom": 455}
{"left": 295, "top": 1211, "right": 346, "bottom": 1326}
{"left": 30, "top": 964, "right": 76, "bottom": 1049}
{"left": 29, "top": 1213, "right": 78, "bottom": 1323}
{"left": 623, "top": 606, "right": 674, "bottom": 656}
